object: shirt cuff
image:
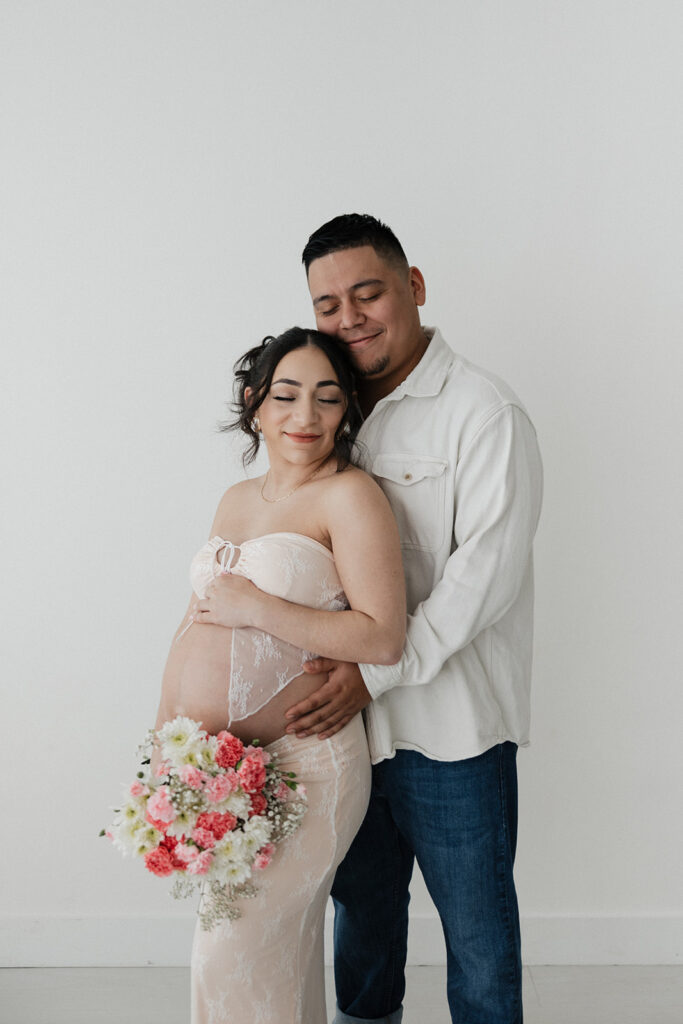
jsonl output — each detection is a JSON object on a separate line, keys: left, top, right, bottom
{"left": 359, "top": 659, "right": 403, "bottom": 699}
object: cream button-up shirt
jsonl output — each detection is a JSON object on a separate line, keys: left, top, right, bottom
{"left": 358, "top": 328, "right": 543, "bottom": 764}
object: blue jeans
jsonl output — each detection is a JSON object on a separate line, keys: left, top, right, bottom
{"left": 331, "top": 743, "right": 522, "bottom": 1024}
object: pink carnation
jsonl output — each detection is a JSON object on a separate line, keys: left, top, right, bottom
{"left": 205, "top": 771, "right": 239, "bottom": 804}
{"left": 173, "top": 843, "right": 197, "bottom": 866}
{"left": 187, "top": 850, "right": 213, "bottom": 875}
{"left": 145, "top": 814, "right": 169, "bottom": 833}
{"left": 147, "top": 787, "right": 176, "bottom": 824}
{"left": 130, "top": 780, "right": 147, "bottom": 797}
{"left": 191, "top": 827, "right": 216, "bottom": 850}
{"left": 196, "top": 811, "right": 237, "bottom": 840}
{"left": 237, "top": 755, "right": 266, "bottom": 794}
{"left": 144, "top": 846, "right": 175, "bottom": 877}
{"left": 249, "top": 793, "right": 267, "bottom": 817}
{"left": 179, "top": 765, "right": 206, "bottom": 789}
{"left": 160, "top": 835, "right": 188, "bottom": 869}
{"left": 253, "top": 842, "right": 275, "bottom": 870}
{"left": 155, "top": 760, "right": 171, "bottom": 778}
{"left": 275, "top": 781, "right": 291, "bottom": 801}
{"left": 215, "top": 732, "right": 245, "bottom": 769}
{"left": 243, "top": 745, "right": 271, "bottom": 766}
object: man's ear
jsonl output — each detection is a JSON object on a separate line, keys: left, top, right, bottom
{"left": 409, "top": 266, "right": 426, "bottom": 307}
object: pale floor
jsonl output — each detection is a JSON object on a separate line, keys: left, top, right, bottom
{"left": 1, "top": 966, "right": 682, "bottom": 1024}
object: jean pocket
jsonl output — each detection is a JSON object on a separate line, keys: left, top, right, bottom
{"left": 372, "top": 453, "right": 448, "bottom": 551}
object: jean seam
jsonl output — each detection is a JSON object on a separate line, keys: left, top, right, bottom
{"left": 498, "top": 744, "right": 523, "bottom": 1022}
{"left": 386, "top": 775, "right": 405, "bottom": 1017}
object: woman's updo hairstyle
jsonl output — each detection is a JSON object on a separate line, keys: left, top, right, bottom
{"left": 228, "top": 326, "right": 363, "bottom": 468}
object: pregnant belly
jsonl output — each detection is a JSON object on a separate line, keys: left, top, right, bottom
{"left": 161, "top": 621, "right": 327, "bottom": 744}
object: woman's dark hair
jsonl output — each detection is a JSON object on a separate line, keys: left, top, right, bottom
{"left": 225, "top": 326, "right": 363, "bottom": 468}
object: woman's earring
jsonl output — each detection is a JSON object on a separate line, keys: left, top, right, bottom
{"left": 251, "top": 416, "right": 262, "bottom": 436}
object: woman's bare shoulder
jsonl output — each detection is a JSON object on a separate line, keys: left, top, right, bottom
{"left": 212, "top": 476, "right": 262, "bottom": 524}
{"left": 323, "top": 464, "right": 389, "bottom": 513}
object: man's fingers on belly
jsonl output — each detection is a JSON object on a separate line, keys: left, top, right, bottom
{"left": 318, "top": 715, "right": 353, "bottom": 740}
{"left": 285, "top": 689, "right": 330, "bottom": 721}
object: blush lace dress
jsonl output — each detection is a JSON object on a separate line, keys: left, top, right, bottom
{"left": 183, "top": 532, "right": 372, "bottom": 1024}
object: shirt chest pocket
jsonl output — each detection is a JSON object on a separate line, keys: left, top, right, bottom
{"left": 371, "top": 453, "right": 449, "bottom": 552}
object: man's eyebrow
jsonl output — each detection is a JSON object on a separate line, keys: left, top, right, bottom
{"left": 312, "top": 278, "right": 386, "bottom": 307}
{"left": 272, "top": 378, "right": 342, "bottom": 388}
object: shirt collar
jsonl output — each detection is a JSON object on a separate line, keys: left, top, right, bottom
{"left": 383, "top": 326, "right": 453, "bottom": 402}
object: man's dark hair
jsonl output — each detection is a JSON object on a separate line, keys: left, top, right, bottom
{"left": 224, "top": 326, "right": 362, "bottom": 467}
{"left": 302, "top": 213, "right": 408, "bottom": 274}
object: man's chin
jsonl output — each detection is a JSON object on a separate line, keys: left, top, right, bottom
{"left": 354, "top": 355, "right": 390, "bottom": 378}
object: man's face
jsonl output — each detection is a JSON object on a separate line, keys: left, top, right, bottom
{"left": 307, "top": 246, "right": 426, "bottom": 394}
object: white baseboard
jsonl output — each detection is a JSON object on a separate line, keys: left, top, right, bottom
{"left": 2, "top": 913, "right": 681, "bottom": 968}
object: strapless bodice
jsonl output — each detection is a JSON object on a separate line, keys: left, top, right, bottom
{"left": 185, "top": 533, "right": 347, "bottom": 724}
{"left": 190, "top": 532, "right": 347, "bottom": 611}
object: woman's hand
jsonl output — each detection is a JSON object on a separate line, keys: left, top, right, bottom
{"left": 193, "top": 573, "right": 263, "bottom": 629}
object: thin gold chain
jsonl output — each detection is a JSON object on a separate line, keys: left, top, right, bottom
{"left": 260, "top": 458, "right": 330, "bottom": 503}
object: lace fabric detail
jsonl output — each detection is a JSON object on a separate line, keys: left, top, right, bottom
{"left": 191, "top": 719, "right": 372, "bottom": 1023}
{"left": 189, "top": 533, "right": 347, "bottom": 722}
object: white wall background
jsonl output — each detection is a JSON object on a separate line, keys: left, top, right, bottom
{"left": 2, "top": 1, "right": 682, "bottom": 968}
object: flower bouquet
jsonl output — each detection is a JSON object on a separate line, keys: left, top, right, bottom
{"left": 102, "top": 716, "right": 307, "bottom": 930}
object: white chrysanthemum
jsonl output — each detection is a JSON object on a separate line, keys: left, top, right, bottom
{"left": 212, "top": 837, "right": 237, "bottom": 863}
{"left": 222, "top": 791, "right": 250, "bottom": 818}
{"left": 242, "top": 817, "right": 272, "bottom": 850}
{"left": 157, "top": 716, "right": 203, "bottom": 765}
{"left": 217, "top": 858, "right": 251, "bottom": 887}
{"left": 199, "top": 735, "right": 218, "bottom": 769}
{"left": 132, "top": 836, "right": 157, "bottom": 856}
{"left": 119, "top": 799, "right": 145, "bottom": 828}
{"left": 166, "top": 807, "right": 199, "bottom": 838}
{"left": 137, "top": 824, "right": 162, "bottom": 846}
{"left": 110, "top": 819, "right": 143, "bottom": 856}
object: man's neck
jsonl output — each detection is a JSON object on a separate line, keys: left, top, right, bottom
{"left": 358, "top": 329, "right": 430, "bottom": 417}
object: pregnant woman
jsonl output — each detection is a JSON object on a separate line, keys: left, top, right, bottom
{"left": 153, "top": 327, "right": 406, "bottom": 1024}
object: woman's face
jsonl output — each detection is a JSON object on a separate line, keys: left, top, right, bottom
{"left": 257, "top": 344, "right": 347, "bottom": 466}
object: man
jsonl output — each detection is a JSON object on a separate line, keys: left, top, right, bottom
{"left": 285, "top": 214, "right": 543, "bottom": 1024}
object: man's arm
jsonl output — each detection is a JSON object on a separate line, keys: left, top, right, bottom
{"left": 361, "top": 403, "right": 543, "bottom": 697}
{"left": 286, "top": 404, "right": 542, "bottom": 734}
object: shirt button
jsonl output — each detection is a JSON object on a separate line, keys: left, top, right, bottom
{"left": 404, "top": 472, "right": 412, "bottom": 480}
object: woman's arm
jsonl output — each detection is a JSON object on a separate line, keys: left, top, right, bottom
{"left": 196, "top": 470, "right": 406, "bottom": 665}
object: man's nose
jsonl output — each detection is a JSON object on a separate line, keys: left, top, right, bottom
{"left": 339, "top": 299, "right": 365, "bottom": 331}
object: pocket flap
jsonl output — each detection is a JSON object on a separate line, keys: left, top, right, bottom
{"left": 372, "top": 454, "right": 448, "bottom": 486}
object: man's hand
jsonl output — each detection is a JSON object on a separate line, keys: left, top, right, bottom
{"left": 193, "top": 573, "right": 260, "bottom": 629}
{"left": 285, "top": 659, "right": 371, "bottom": 740}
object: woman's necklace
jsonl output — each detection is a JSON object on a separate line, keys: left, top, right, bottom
{"left": 260, "top": 458, "right": 330, "bottom": 503}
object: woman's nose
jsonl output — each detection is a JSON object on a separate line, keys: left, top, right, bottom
{"left": 292, "top": 396, "right": 319, "bottom": 426}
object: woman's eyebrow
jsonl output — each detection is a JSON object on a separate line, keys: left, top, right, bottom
{"left": 272, "top": 378, "right": 342, "bottom": 388}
